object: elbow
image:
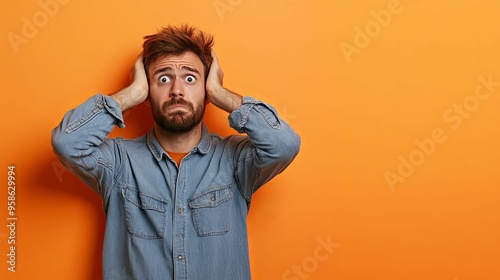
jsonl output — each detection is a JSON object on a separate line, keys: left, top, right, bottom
{"left": 271, "top": 129, "right": 301, "bottom": 164}
{"left": 51, "top": 127, "right": 63, "bottom": 155}
{"left": 285, "top": 131, "right": 301, "bottom": 161}
{"left": 51, "top": 126, "right": 72, "bottom": 160}
{"left": 262, "top": 131, "right": 300, "bottom": 175}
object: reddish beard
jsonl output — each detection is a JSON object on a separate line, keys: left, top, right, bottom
{"left": 152, "top": 97, "right": 205, "bottom": 133}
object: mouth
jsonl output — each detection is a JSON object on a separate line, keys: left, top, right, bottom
{"left": 165, "top": 104, "right": 191, "bottom": 115}
{"left": 162, "top": 99, "right": 193, "bottom": 114}
{"left": 168, "top": 104, "right": 187, "bottom": 110}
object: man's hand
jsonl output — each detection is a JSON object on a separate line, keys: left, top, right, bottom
{"left": 206, "top": 50, "right": 242, "bottom": 113}
{"left": 111, "top": 52, "right": 149, "bottom": 112}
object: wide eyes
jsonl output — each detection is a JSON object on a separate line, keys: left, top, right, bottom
{"left": 158, "top": 75, "right": 196, "bottom": 84}
{"left": 159, "top": 75, "right": 171, "bottom": 83}
{"left": 185, "top": 75, "right": 196, "bottom": 83}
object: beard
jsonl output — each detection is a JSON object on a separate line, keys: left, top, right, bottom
{"left": 152, "top": 97, "right": 205, "bottom": 133}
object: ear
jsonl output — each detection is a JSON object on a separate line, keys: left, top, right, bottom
{"left": 204, "top": 89, "right": 211, "bottom": 105}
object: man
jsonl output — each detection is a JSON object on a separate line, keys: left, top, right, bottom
{"left": 52, "top": 25, "right": 300, "bottom": 279}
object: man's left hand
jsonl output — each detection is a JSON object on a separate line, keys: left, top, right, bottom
{"left": 206, "top": 50, "right": 243, "bottom": 113}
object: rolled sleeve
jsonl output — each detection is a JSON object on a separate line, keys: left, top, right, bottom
{"left": 228, "top": 96, "right": 301, "bottom": 198}
{"left": 229, "top": 96, "right": 282, "bottom": 132}
{"left": 51, "top": 93, "right": 125, "bottom": 198}
{"left": 63, "top": 94, "right": 125, "bottom": 134}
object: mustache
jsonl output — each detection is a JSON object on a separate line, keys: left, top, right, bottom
{"left": 162, "top": 98, "right": 194, "bottom": 111}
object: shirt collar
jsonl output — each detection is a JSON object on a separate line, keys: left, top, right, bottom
{"left": 147, "top": 123, "right": 211, "bottom": 161}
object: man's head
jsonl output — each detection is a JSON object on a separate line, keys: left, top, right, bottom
{"left": 143, "top": 25, "right": 214, "bottom": 80}
{"left": 142, "top": 25, "right": 214, "bottom": 133}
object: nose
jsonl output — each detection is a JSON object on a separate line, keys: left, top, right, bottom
{"left": 169, "top": 78, "right": 184, "bottom": 98}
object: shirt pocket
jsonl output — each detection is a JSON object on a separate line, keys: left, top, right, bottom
{"left": 121, "top": 188, "right": 168, "bottom": 239}
{"left": 188, "top": 184, "right": 234, "bottom": 237}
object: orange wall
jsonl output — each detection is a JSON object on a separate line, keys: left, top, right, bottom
{"left": 1, "top": 0, "right": 500, "bottom": 279}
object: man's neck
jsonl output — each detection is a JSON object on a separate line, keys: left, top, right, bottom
{"left": 154, "top": 123, "right": 203, "bottom": 153}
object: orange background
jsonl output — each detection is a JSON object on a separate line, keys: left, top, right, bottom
{"left": 1, "top": 0, "right": 500, "bottom": 279}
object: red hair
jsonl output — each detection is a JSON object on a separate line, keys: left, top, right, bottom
{"left": 142, "top": 25, "right": 214, "bottom": 78}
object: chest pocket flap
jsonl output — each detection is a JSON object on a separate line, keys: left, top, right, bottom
{"left": 122, "top": 188, "right": 168, "bottom": 239}
{"left": 188, "top": 184, "right": 234, "bottom": 237}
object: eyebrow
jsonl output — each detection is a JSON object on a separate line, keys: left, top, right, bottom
{"left": 153, "top": 66, "right": 201, "bottom": 77}
{"left": 153, "top": 67, "right": 173, "bottom": 77}
{"left": 182, "top": 66, "right": 201, "bottom": 76}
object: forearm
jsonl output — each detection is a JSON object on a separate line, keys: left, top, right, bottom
{"left": 207, "top": 85, "right": 243, "bottom": 113}
{"left": 111, "top": 85, "right": 148, "bottom": 112}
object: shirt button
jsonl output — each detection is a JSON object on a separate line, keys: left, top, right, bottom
{"left": 178, "top": 207, "right": 183, "bottom": 214}
{"left": 177, "top": 255, "right": 183, "bottom": 260}
{"left": 210, "top": 195, "right": 215, "bottom": 201}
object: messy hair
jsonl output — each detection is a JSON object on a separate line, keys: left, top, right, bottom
{"left": 142, "top": 24, "right": 214, "bottom": 78}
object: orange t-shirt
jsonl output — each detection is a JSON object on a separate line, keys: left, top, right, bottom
{"left": 167, "top": 152, "right": 188, "bottom": 167}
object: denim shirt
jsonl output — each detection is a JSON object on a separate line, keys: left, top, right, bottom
{"left": 51, "top": 94, "right": 300, "bottom": 280}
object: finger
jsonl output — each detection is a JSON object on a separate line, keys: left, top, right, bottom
{"left": 211, "top": 50, "right": 219, "bottom": 65}
{"left": 136, "top": 51, "right": 145, "bottom": 67}
{"left": 210, "top": 50, "right": 223, "bottom": 76}
{"left": 131, "top": 52, "right": 145, "bottom": 82}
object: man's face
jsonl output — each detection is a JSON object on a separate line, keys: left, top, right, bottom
{"left": 148, "top": 51, "right": 206, "bottom": 133}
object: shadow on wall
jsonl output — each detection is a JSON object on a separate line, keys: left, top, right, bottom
{"left": 34, "top": 153, "right": 104, "bottom": 279}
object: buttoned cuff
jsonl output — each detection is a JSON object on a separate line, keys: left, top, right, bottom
{"left": 228, "top": 96, "right": 281, "bottom": 133}
{"left": 102, "top": 94, "right": 125, "bottom": 128}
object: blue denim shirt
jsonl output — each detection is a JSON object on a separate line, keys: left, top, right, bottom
{"left": 51, "top": 94, "right": 300, "bottom": 280}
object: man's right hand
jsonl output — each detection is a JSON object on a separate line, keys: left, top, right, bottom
{"left": 111, "top": 52, "right": 149, "bottom": 112}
